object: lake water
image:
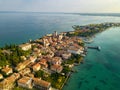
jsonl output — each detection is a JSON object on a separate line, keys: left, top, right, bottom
{"left": 63, "top": 27, "right": 120, "bottom": 90}
{"left": 0, "top": 12, "right": 120, "bottom": 47}
{"left": 0, "top": 12, "right": 120, "bottom": 90}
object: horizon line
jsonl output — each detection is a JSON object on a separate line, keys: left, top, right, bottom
{"left": 0, "top": 11, "right": 120, "bottom": 14}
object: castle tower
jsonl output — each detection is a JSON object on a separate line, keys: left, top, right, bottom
{"left": 53, "top": 31, "right": 57, "bottom": 37}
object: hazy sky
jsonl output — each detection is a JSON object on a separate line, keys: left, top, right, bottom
{"left": 0, "top": 0, "right": 120, "bottom": 13}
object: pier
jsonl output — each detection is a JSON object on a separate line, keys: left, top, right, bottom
{"left": 87, "top": 46, "right": 101, "bottom": 51}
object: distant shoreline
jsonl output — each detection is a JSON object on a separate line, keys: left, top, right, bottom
{"left": 0, "top": 11, "right": 120, "bottom": 17}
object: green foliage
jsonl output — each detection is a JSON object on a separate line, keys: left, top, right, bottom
{"left": 62, "top": 66, "right": 71, "bottom": 74}
{"left": 34, "top": 70, "right": 44, "bottom": 78}
{"left": 63, "top": 54, "right": 83, "bottom": 66}
{"left": 44, "top": 73, "right": 66, "bottom": 89}
{"left": 0, "top": 44, "right": 31, "bottom": 67}
{"left": 66, "top": 32, "right": 79, "bottom": 37}
{"left": 78, "top": 42, "right": 85, "bottom": 46}
{"left": 41, "top": 52, "right": 48, "bottom": 55}
{"left": 70, "top": 23, "right": 120, "bottom": 37}
{"left": 13, "top": 87, "right": 32, "bottom": 90}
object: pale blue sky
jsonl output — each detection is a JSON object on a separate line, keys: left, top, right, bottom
{"left": 0, "top": 0, "right": 120, "bottom": 13}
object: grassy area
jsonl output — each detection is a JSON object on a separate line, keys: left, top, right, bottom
{"left": 64, "top": 54, "right": 84, "bottom": 64}
{"left": 44, "top": 73, "right": 66, "bottom": 89}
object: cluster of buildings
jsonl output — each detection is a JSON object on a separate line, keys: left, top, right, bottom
{"left": 0, "top": 31, "right": 84, "bottom": 90}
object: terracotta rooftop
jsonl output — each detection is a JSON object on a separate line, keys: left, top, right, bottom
{"left": 51, "top": 64, "right": 62, "bottom": 69}
{"left": 18, "top": 76, "right": 31, "bottom": 84}
{"left": 52, "top": 57, "right": 62, "bottom": 63}
{"left": 0, "top": 73, "right": 20, "bottom": 87}
{"left": 33, "top": 63, "right": 41, "bottom": 68}
{"left": 2, "top": 66, "right": 12, "bottom": 73}
{"left": 39, "top": 59, "right": 47, "bottom": 64}
{"left": 33, "top": 78, "right": 51, "bottom": 88}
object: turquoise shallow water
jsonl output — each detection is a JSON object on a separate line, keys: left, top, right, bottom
{"left": 0, "top": 12, "right": 120, "bottom": 90}
{"left": 63, "top": 27, "right": 120, "bottom": 90}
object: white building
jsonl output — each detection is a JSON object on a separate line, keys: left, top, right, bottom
{"left": 51, "top": 57, "right": 62, "bottom": 65}
{"left": 32, "top": 63, "right": 41, "bottom": 71}
{"left": 68, "top": 46, "right": 83, "bottom": 55}
{"left": 51, "top": 65, "right": 63, "bottom": 73}
{"left": 19, "top": 43, "right": 31, "bottom": 51}
{"left": 17, "top": 76, "right": 33, "bottom": 89}
{"left": 2, "top": 66, "right": 13, "bottom": 75}
{"left": 0, "top": 74, "right": 3, "bottom": 79}
{"left": 58, "top": 34, "right": 63, "bottom": 41}
{"left": 62, "top": 52, "right": 71, "bottom": 60}
{"left": 29, "top": 56, "right": 37, "bottom": 63}
{"left": 43, "top": 38, "right": 50, "bottom": 47}
{"left": 33, "top": 78, "right": 51, "bottom": 90}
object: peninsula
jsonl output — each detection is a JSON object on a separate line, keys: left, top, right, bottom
{"left": 0, "top": 31, "right": 84, "bottom": 90}
{"left": 0, "top": 22, "right": 120, "bottom": 90}
{"left": 67, "top": 22, "right": 120, "bottom": 37}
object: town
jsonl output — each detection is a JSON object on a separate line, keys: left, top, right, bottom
{"left": 0, "top": 31, "right": 85, "bottom": 90}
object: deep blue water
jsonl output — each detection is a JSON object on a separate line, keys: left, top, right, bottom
{"left": 0, "top": 12, "right": 120, "bottom": 90}
{"left": 0, "top": 12, "right": 120, "bottom": 47}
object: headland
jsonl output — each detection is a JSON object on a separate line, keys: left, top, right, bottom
{"left": 0, "top": 22, "right": 120, "bottom": 90}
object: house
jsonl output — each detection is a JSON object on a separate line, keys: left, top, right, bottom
{"left": 33, "top": 78, "right": 51, "bottom": 90}
{"left": 79, "top": 46, "right": 84, "bottom": 51}
{"left": 19, "top": 43, "right": 31, "bottom": 51}
{"left": 33, "top": 48, "right": 40, "bottom": 53}
{"left": 51, "top": 65, "right": 63, "bottom": 73}
{"left": 43, "top": 38, "right": 50, "bottom": 47}
{"left": 20, "top": 56, "right": 27, "bottom": 61}
{"left": 2, "top": 66, "right": 13, "bottom": 75}
{"left": 2, "top": 50, "right": 11, "bottom": 55}
{"left": 47, "top": 37, "right": 53, "bottom": 43}
{"left": 62, "top": 52, "right": 71, "bottom": 60}
{"left": 17, "top": 76, "right": 33, "bottom": 89}
{"left": 15, "top": 60, "right": 31, "bottom": 71}
{"left": 68, "top": 31, "right": 75, "bottom": 34}
{"left": 0, "top": 74, "right": 3, "bottom": 80}
{"left": 58, "top": 34, "right": 63, "bottom": 41}
{"left": 68, "top": 46, "right": 83, "bottom": 55}
{"left": 46, "top": 51, "right": 54, "bottom": 58}
{"left": 51, "top": 57, "right": 62, "bottom": 65}
{"left": 19, "top": 68, "right": 31, "bottom": 76}
{"left": 0, "top": 73, "right": 20, "bottom": 90}
{"left": 26, "top": 73, "right": 34, "bottom": 78}
{"left": 32, "top": 63, "right": 41, "bottom": 71}
{"left": 29, "top": 56, "right": 37, "bottom": 63}
{"left": 32, "top": 48, "right": 41, "bottom": 57}
{"left": 15, "top": 63, "right": 24, "bottom": 71}
{"left": 55, "top": 50, "right": 65, "bottom": 57}
{"left": 39, "top": 59, "right": 48, "bottom": 69}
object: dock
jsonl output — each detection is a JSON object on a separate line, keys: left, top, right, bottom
{"left": 87, "top": 46, "right": 101, "bottom": 51}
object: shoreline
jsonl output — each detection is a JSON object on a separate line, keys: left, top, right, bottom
{"left": 0, "top": 22, "right": 120, "bottom": 90}
{"left": 0, "top": 31, "right": 85, "bottom": 90}
{"left": 61, "top": 22, "right": 120, "bottom": 90}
